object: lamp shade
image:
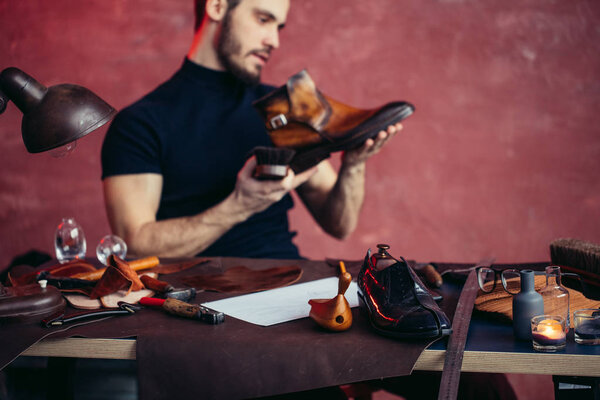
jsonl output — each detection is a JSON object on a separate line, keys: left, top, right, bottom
{"left": 0, "top": 67, "right": 116, "bottom": 153}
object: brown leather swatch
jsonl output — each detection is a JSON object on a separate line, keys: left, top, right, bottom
{"left": 8, "top": 260, "right": 97, "bottom": 287}
{"left": 149, "top": 259, "right": 210, "bottom": 275}
{"left": 89, "top": 255, "right": 145, "bottom": 299}
{"left": 181, "top": 265, "right": 303, "bottom": 294}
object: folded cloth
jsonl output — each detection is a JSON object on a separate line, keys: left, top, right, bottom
{"left": 181, "top": 265, "right": 302, "bottom": 294}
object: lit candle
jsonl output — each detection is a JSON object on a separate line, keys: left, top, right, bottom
{"left": 532, "top": 319, "right": 566, "bottom": 346}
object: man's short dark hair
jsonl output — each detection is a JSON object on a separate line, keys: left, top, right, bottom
{"left": 194, "top": 0, "right": 243, "bottom": 31}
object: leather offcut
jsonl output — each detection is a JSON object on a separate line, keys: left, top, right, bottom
{"left": 181, "top": 265, "right": 302, "bottom": 294}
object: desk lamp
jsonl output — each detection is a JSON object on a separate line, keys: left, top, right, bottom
{"left": 0, "top": 67, "right": 115, "bottom": 153}
{"left": 0, "top": 66, "right": 116, "bottom": 321}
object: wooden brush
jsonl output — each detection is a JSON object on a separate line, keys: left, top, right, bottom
{"left": 253, "top": 146, "right": 296, "bottom": 180}
{"left": 550, "top": 238, "right": 600, "bottom": 288}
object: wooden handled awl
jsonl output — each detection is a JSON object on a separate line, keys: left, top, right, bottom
{"left": 139, "top": 297, "right": 224, "bottom": 324}
{"left": 308, "top": 261, "right": 353, "bottom": 331}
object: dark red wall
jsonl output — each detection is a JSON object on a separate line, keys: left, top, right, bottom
{"left": 1, "top": 0, "right": 599, "bottom": 268}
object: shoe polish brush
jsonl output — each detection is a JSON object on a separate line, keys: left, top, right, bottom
{"left": 549, "top": 238, "right": 600, "bottom": 290}
{"left": 253, "top": 146, "right": 296, "bottom": 180}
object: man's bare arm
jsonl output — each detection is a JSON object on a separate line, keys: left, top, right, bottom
{"left": 297, "top": 123, "right": 402, "bottom": 239}
{"left": 103, "top": 157, "right": 316, "bottom": 258}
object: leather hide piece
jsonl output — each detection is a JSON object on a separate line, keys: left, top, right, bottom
{"left": 8, "top": 260, "right": 97, "bottom": 286}
{"left": 181, "top": 265, "right": 302, "bottom": 294}
{"left": 149, "top": 259, "right": 209, "bottom": 275}
{"left": 89, "top": 255, "right": 145, "bottom": 299}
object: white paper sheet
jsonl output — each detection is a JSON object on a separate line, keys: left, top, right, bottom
{"left": 202, "top": 277, "right": 359, "bottom": 326}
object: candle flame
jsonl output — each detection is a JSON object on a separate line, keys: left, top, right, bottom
{"left": 535, "top": 319, "right": 565, "bottom": 340}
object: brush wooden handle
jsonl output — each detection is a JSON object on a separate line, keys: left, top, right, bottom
{"left": 71, "top": 256, "right": 160, "bottom": 281}
{"left": 162, "top": 298, "right": 203, "bottom": 319}
{"left": 422, "top": 264, "right": 443, "bottom": 288}
{"left": 558, "top": 265, "right": 600, "bottom": 287}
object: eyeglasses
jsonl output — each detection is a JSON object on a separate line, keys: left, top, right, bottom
{"left": 476, "top": 266, "right": 522, "bottom": 294}
{"left": 477, "top": 266, "right": 585, "bottom": 295}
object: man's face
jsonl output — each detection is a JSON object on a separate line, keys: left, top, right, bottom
{"left": 217, "top": 0, "right": 290, "bottom": 85}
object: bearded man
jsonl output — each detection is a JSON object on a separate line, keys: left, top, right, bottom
{"left": 101, "top": 0, "right": 402, "bottom": 259}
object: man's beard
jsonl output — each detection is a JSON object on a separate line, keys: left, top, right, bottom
{"left": 217, "top": 12, "right": 262, "bottom": 85}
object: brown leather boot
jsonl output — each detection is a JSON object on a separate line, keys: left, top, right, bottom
{"left": 253, "top": 70, "right": 414, "bottom": 172}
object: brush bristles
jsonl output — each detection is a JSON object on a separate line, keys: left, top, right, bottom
{"left": 253, "top": 146, "right": 295, "bottom": 166}
{"left": 550, "top": 238, "right": 600, "bottom": 274}
{"left": 252, "top": 146, "right": 296, "bottom": 180}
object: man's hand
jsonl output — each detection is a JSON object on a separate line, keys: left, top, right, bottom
{"left": 231, "top": 156, "right": 317, "bottom": 214}
{"left": 342, "top": 122, "right": 403, "bottom": 167}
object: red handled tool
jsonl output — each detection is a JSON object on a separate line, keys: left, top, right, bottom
{"left": 139, "top": 297, "right": 224, "bottom": 324}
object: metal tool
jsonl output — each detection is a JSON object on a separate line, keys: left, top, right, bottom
{"left": 165, "top": 288, "right": 197, "bottom": 301}
{"left": 42, "top": 301, "right": 141, "bottom": 327}
{"left": 36, "top": 271, "right": 96, "bottom": 290}
{"left": 139, "top": 297, "right": 224, "bottom": 324}
{"left": 139, "top": 275, "right": 197, "bottom": 301}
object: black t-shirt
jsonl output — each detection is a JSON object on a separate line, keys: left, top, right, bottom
{"left": 101, "top": 59, "right": 300, "bottom": 259}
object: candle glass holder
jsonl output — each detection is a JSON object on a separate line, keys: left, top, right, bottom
{"left": 573, "top": 309, "right": 600, "bottom": 345}
{"left": 531, "top": 314, "right": 566, "bottom": 352}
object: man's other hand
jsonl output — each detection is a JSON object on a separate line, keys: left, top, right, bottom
{"left": 342, "top": 122, "right": 403, "bottom": 167}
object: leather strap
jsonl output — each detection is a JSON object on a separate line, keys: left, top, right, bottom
{"left": 42, "top": 302, "right": 141, "bottom": 327}
{"left": 437, "top": 268, "right": 480, "bottom": 400}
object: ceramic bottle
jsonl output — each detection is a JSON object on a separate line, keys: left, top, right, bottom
{"left": 512, "top": 269, "right": 544, "bottom": 341}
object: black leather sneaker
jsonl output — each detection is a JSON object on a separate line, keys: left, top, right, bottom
{"left": 357, "top": 245, "right": 452, "bottom": 339}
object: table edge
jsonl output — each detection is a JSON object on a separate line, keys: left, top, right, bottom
{"left": 20, "top": 338, "right": 600, "bottom": 377}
